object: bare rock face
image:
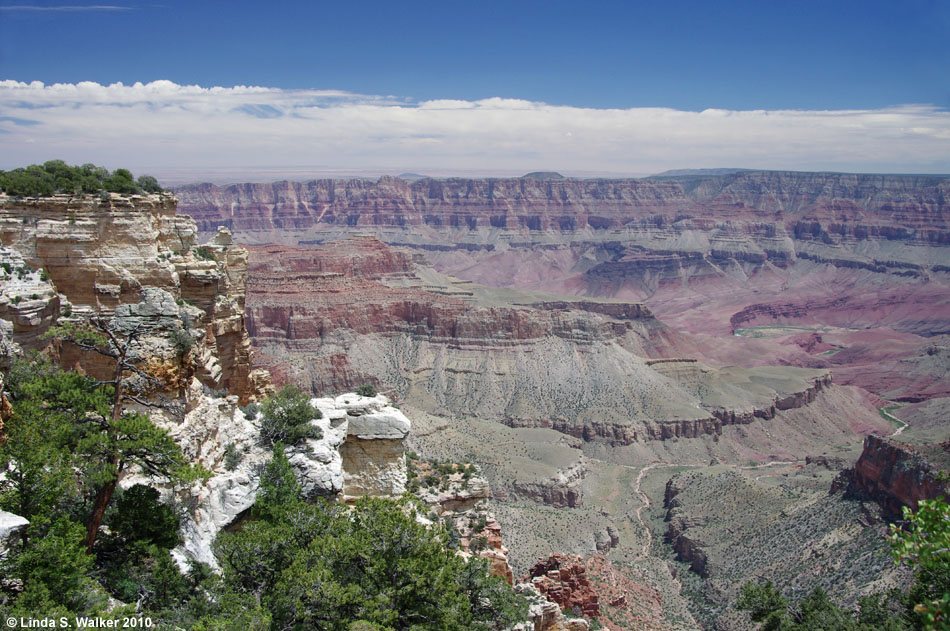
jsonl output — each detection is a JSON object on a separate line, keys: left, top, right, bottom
{"left": 0, "top": 245, "right": 61, "bottom": 351}
{"left": 835, "top": 435, "right": 950, "bottom": 518}
{"left": 525, "top": 554, "right": 600, "bottom": 619}
{"left": 247, "top": 238, "right": 846, "bottom": 450}
{"left": 0, "top": 510, "right": 29, "bottom": 551}
{"left": 325, "top": 393, "right": 411, "bottom": 500}
{"left": 513, "top": 582, "right": 589, "bottom": 631}
{"left": 158, "top": 387, "right": 410, "bottom": 567}
{"left": 0, "top": 193, "right": 265, "bottom": 403}
{"left": 0, "top": 193, "right": 189, "bottom": 310}
{"left": 510, "top": 460, "right": 587, "bottom": 508}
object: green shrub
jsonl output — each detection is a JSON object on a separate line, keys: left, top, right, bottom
{"left": 355, "top": 383, "right": 377, "bottom": 397}
{"left": 224, "top": 442, "right": 242, "bottom": 471}
{"left": 215, "top": 495, "right": 527, "bottom": 630}
{"left": 108, "top": 484, "right": 181, "bottom": 551}
{"left": 170, "top": 326, "right": 194, "bottom": 357}
{"left": 259, "top": 384, "right": 322, "bottom": 446}
{"left": 192, "top": 246, "right": 215, "bottom": 261}
{"left": 0, "top": 161, "right": 163, "bottom": 197}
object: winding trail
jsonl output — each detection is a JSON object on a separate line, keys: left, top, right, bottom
{"left": 626, "top": 458, "right": 822, "bottom": 559}
{"left": 620, "top": 407, "right": 911, "bottom": 561}
{"left": 624, "top": 461, "right": 702, "bottom": 559}
{"left": 881, "top": 406, "right": 909, "bottom": 437}
{"left": 631, "top": 462, "right": 664, "bottom": 558}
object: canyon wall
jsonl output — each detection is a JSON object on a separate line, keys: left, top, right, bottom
{"left": 835, "top": 435, "right": 950, "bottom": 518}
{"left": 176, "top": 172, "right": 950, "bottom": 249}
{"left": 245, "top": 237, "right": 848, "bottom": 449}
{"left": 0, "top": 193, "right": 266, "bottom": 401}
{"left": 175, "top": 172, "right": 950, "bottom": 346}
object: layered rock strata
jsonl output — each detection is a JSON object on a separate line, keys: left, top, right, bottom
{"left": 176, "top": 172, "right": 950, "bottom": 338}
{"left": 247, "top": 238, "right": 843, "bottom": 448}
{"left": 176, "top": 173, "right": 950, "bottom": 257}
{"left": 338, "top": 394, "right": 411, "bottom": 499}
{"left": 834, "top": 435, "right": 950, "bottom": 518}
{"left": 524, "top": 554, "right": 600, "bottom": 619}
{"left": 0, "top": 245, "right": 61, "bottom": 352}
{"left": 0, "top": 193, "right": 265, "bottom": 401}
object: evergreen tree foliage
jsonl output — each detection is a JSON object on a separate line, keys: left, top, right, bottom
{"left": 44, "top": 317, "right": 207, "bottom": 550}
{"left": 108, "top": 484, "right": 182, "bottom": 551}
{"left": 0, "top": 358, "right": 193, "bottom": 619}
{"left": 206, "top": 449, "right": 528, "bottom": 631}
{"left": 0, "top": 160, "right": 165, "bottom": 197}
{"left": 259, "top": 384, "right": 323, "bottom": 446}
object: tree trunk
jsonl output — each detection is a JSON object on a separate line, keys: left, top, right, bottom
{"left": 84, "top": 474, "right": 117, "bottom": 552}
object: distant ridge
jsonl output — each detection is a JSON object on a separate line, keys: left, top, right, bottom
{"left": 521, "top": 171, "right": 565, "bottom": 180}
{"left": 397, "top": 173, "right": 428, "bottom": 180}
{"left": 651, "top": 168, "right": 754, "bottom": 177}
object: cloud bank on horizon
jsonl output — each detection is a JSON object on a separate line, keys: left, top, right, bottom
{"left": 1, "top": 79, "right": 949, "bottom": 178}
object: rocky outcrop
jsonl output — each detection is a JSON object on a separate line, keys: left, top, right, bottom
{"left": 160, "top": 387, "right": 410, "bottom": 567}
{"left": 411, "top": 460, "right": 515, "bottom": 583}
{"left": 500, "top": 372, "right": 834, "bottom": 446}
{"left": 593, "top": 525, "right": 620, "bottom": 554}
{"left": 337, "top": 394, "right": 411, "bottom": 499}
{"left": 663, "top": 478, "right": 710, "bottom": 577}
{"left": 0, "top": 510, "right": 29, "bottom": 550}
{"left": 524, "top": 554, "right": 600, "bottom": 619}
{"left": 0, "top": 193, "right": 265, "bottom": 402}
{"left": 0, "top": 192, "right": 190, "bottom": 310}
{"left": 834, "top": 436, "right": 950, "bottom": 518}
{"left": 0, "top": 245, "right": 61, "bottom": 351}
{"left": 509, "top": 460, "right": 587, "bottom": 508}
{"left": 513, "top": 582, "right": 590, "bottom": 631}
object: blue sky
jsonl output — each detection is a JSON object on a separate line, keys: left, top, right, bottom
{"left": 1, "top": 0, "right": 949, "bottom": 179}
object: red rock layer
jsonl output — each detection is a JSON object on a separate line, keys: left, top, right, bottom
{"left": 524, "top": 554, "right": 600, "bottom": 619}
{"left": 176, "top": 172, "right": 950, "bottom": 241}
{"left": 836, "top": 436, "right": 950, "bottom": 518}
{"left": 246, "top": 238, "right": 660, "bottom": 348}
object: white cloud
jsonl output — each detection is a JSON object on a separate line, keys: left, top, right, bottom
{"left": 1, "top": 79, "right": 948, "bottom": 178}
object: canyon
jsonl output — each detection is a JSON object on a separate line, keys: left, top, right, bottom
{"left": 0, "top": 190, "right": 594, "bottom": 631}
{"left": 173, "top": 170, "right": 949, "bottom": 629}
{"left": 2, "top": 167, "right": 946, "bottom": 630}
{"left": 177, "top": 170, "right": 950, "bottom": 405}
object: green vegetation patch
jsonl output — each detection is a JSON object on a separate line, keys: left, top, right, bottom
{"left": 0, "top": 160, "right": 165, "bottom": 197}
